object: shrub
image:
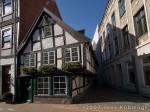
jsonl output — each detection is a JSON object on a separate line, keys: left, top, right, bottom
{"left": 3, "top": 92, "right": 13, "bottom": 102}
{"left": 21, "top": 67, "right": 37, "bottom": 74}
{"left": 62, "top": 62, "right": 82, "bottom": 71}
{"left": 39, "top": 64, "right": 56, "bottom": 73}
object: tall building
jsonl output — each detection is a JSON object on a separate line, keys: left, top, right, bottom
{"left": 0, "top": 0, "right": 61, "bottom": 96}
{"left": 94, "top": 0, "right": 150, "bottom": 97}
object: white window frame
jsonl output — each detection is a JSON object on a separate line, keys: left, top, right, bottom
{"left": 37, "top": 77, "right": 50, "bottom": 96}
{"left": 2, "top": 0, "right": 13, "bottom": 16}
{"left": 53, "top": 76, "right": 67, "bottom": 95}
{"left": 43, "top": 51, "right": 55, "bottom": 65}
{"left": 1, "top": 27, "right": 12, "bottom": 49}
{"left": 64, "top": 46, "right": 80, "bottom": 63}
{"left": 44, "top": 25, "right": 53, "bottom": 38}
{"left": 24, "top": 54, "right": 36, "bottom": 67}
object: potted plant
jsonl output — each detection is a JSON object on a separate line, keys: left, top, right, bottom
{"left": 21, "top": 67, "right": 37, "bottom": 75}
{"left": 3, "top": 92, "right": 13, "bottom": 104}
{"left": 62, "top": 62, "right": 84, "bottom": 72}
{"left": 39, "top": 64, "right": 57, "bottom": 73}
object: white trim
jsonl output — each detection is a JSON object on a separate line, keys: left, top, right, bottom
{"left": 37, "top": 77, "right": 50, "bottom": 96}
{"left": 1, "top": 27, "right": 12, "bottom": 49}
{"left": 53, "top": 76, "right": 67, "bottom": 95}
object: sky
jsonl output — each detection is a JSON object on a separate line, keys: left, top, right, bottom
{"left": 55, "top": 0, "right": 108, "bottom": 39}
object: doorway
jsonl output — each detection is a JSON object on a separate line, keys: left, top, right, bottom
{"left": 2, "top": 66, "right": 11, "bottom": 94}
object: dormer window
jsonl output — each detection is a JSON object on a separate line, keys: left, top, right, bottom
{"left": 3, "top": 0, "right": 12, "bottom": 16}
{"left": 1, "top": 27, "right": 12, "bottom": 49}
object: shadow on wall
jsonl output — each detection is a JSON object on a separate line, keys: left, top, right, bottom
{"left": 94, "top": 22, "right": 148, "bottom": 94}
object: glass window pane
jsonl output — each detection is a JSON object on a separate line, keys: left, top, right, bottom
{"left": 3, "top": 29, "right": 11, "bottom": 37}
{"left": 4, "top": 36, "right": 11, "bottom": 42}
{"left": 4, "top": 4, "right": 12, "bottom": 15}
{"left": 44, "top": 89, "right": 49, "bottom": 94}
{"left": 44, "top": 83, "right": 48, "bottom": 88}
{"left": 60, "top": 83, "right": 66, "bottom": 88}
{"left": 143, "top": 56, "right": 150, "bottom": 64}
{"left": 59, "top": 89, "right": 66, "bottom": 94}
{"left": 38, "top": 89, "right": 43, "bottom": 94}
{"left": 60, "top": 77, "right": 65, "bottom": 82}
{"left": 54, "top": 83, "right": 59, "bottom": 88}
{"left": 4, "top": 0, "right": 11, "bottom": 4}
{"left": 38, "top": 83, "right": 43, "bottom": 88}
{"left": 54, "top": 89, "right": 59, "bottom": 94}
{"left": 72, "top": 57, "right": 78, "bottom": 61}
{"left": 54, "top": 77, "right": 59, "bottom": 82}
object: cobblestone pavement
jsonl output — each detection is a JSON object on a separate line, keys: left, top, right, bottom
{"left": 0, "top": 86, "right": 150, "bottom": 112}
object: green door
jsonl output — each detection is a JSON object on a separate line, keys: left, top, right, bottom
{"left": 19, "top": 77, "right": 33, "bottom": 102}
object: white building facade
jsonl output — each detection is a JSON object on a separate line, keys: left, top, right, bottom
{"left": 95, "top": 0, "right": 150, "bottom": 97}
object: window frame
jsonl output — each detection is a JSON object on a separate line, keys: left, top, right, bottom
{"left": 2, "top": 0, "right": 13, "bottom": 16}
{"left": 24, "top": 54, "right": 36, "bottom": 67}
{"left": 122, "top": 25, "right": 130, "bottom": 48}
{"left": 43, "top": 51, "right": 55, "bottom": 65}
{"left": 37, "top": 77, "right": 50, "bottom": 96}
{"left": 53, "top": 76, "right": 67, "bottom": 95}
{"left": 118, "top": 0, "right": 126, "bottom": 17}
{"left": 134, "top": 7, "right": 148, "bottom": 38}
{"left": 111, "top": 12, "right": 116, "bottom": 29}
{"left": 1, "top": 27, "right": 12, "bottom": 49}
{"left": 43, "top": 25, "right": 53, "bottom": 38}
{"left": 64, "top": 46, "right": 80, "bottom": 63}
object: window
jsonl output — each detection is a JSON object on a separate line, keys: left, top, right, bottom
{"left": 122, "top": 26, "right": 130, "bottom": 47}
{"left": 143, "top": 56, "right": 150, "bottom": 86}
{"left": 37, "top": 77, "right": 49, "bottom": 95}
{"left": 24, "top": 54, "right": 36, "bottom": 67}
{"left": 43, "top": 51, "right": 55, "bottom": 65}
{"left": 1, "top": 28, "right": 11, "bottom": 48}
{"left": 44, "top": 25, "right": 52, "bottom": 37}
{"left": 127, "top": 61, "right": 135, "bottom": 84}
{"left": 53, "top": 76, "right": 67, "bottom": 95}
{"left": 108, "top": 44, "right": 112, "bottom": 59}
{"left": 64, "top": 46, "right": 79, "bottom": 62}
{"left": 3, "top": 0, "right": 12, "bottom": 15}
{"left": 135, "top": 8, "right": 148, "bottom": 37}
{"left": 103, "top": 31, "right": 106, "bottom": 41}
{"left": 119, "top": 0, "right": 126, "bottom": 17}
{"left": 114, "top": 37, "right": 119, "bottom": 55}
{"left": 106, "top": 24, "right": 111, "bottom": 36}
{"left": 111, "top": 12, "right": 116, "bottom": 29}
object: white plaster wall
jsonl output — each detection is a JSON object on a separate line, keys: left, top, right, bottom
{"left": 65, "top": 31, "right": 78, "bottom": 45}
{"left": 42, "top": 38, "right": 53, "bottom": 49}
{"left": 37, "top": 52, "right": 41, "bottom": 62}
{"left": 33, "top": 42, "right": 41, "bottom": 51}
{"left": 57, "top": 60, "right": 62, "bottom": 69}
{"left": 55, "top": 36, "right": 64, "bottom": 47}
{"left": 1, "top": 49, "right": 12, "bottom": 56}
{"left": 54, "top": 24, "right": 63, "bottom": 36}
{"left": 57, "top": 48, "right": 62, "bottom": 58}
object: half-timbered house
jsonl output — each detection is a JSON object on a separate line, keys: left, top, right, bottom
{"left": 17, "top": 8, "right": 98, "bottom": 103}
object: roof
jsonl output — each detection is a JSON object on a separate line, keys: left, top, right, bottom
{"left": 18, "top": 8, "right": 91, "bottom": 52}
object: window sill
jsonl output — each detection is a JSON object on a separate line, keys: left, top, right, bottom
{"left": 34, "top": 95, "right": 70, "bottom": 98}
{"left": 2, "top": 12, "right": 13, "bottom": 17}
{"left": 138, "top": 33, "right": 148, "bottom": 40}
{"left": 120, "top": 11, "right": 126, "bottom": 18}
{"left": 2, "top": 47, "right": 12, "bottom": 50}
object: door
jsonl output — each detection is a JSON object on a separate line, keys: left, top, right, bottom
{"left": 19, "top": 77, "right": 32, "bottom": 102}
{"left": 2, "top": 66, "right": 11, "bottom": 94}
{"left": 117, "top": 64, "right": 123, "bottom": 87}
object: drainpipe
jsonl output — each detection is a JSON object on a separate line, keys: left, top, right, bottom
{"left": 13, "top": 0, "right": 17, "bottom": 102}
